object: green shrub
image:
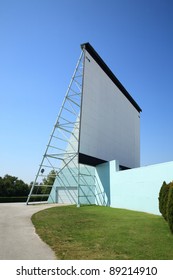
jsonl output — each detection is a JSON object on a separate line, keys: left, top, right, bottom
{"left": 0, "top": 197, "right": 27, "bottom": 203}
{"left": 167, "top": 184, "right": 173, "bottom": 233}
{"left": 0, "top": 195, "right": 49, "bottom": 203}
{"left": 159, "top": 181, "right": 166, "bottom": 216}
{"left": 159, "top": 181, "right": 173, "bottom": 234}
{"left": 159, "top": 181, "right": 170, "bottom": 220}
{"left": 29, "top": 195, "right": 49, "bottom": 202}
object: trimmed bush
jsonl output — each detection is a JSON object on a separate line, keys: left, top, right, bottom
{"left": 159, "top": 181, "right": 170, "bottom": 220}
{"left": 0, "top": 197, "right": 28, "bottom": 203}
{"left": 159, "top": 181, "right": 166, "bottom": 216}
{"left": 167, "top": 184, "right": 173, "bottom": 233}
{"left": 29, "top": 195, "right": 49, "bottom": 202}
{"left": 159, "top": 181, "right": 173, "bottom": 234}
{"left": 0, "top": 195, "right": 49, "bottom": 203}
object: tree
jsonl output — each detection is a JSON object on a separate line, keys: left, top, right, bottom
{"left": 0, "top": 177, "right": 5, "bottom": 196}
{"left": 159, "top": 181, "right": 170, "bottom": 220}
{"left": 43, "top": 170, "right": 57, "bottom": 185}
{"left": 167, "top": 184, "right": 173, "bottom": 233}
{"left": 41, "top": 170, "right": 57, "bottom": 194}
{"left": 0, "top": 174, "right": 30, "bottom": 197}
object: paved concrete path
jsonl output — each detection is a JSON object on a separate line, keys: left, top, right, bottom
{"left": 0, "top": 203, "right": 59, "bottom": 260}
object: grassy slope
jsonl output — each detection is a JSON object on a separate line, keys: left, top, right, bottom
{"left": 32, "top": 205, "right": 173, "bottom": 260}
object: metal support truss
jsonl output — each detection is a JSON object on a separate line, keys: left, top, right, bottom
{"left": 26, "top": 51, "right": 84, "bottom": 204}
{"left": 26, "top": 48, "right": 107, "bottom": 206}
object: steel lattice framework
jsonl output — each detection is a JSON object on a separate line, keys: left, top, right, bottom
{"left": 26, "top": 48, "right": 107, "bottom": 206}
{"left": 26, "top": 50, "right": 83, "bottom": 204}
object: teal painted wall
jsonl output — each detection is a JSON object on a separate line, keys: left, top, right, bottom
{"left": 109, "top": 160, "right": 173, "bottom": 214}
{"left": 48, "top": 165, "right": 96, "bottom": 205}
{"left": 48, "top": 157, "right": 173, "bottom": 214}
{"left": 48, "top": 167, "right": 78, "bottom": 204}
{"left": 95, "top": 162, "right": 111, "bottom": 206}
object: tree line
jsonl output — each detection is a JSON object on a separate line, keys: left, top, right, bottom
{"left": 0, "top": 170, "right": 56, "bottom": 197}
{"left": 0, "top": 175, "right": 30, "bottom": 197}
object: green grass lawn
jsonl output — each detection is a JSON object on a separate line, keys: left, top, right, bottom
{"left": 31, "top": 205, "right": 173, "bottom": 260}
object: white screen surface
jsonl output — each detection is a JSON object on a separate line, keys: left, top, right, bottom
{"left": 79, "top": 50, "right": 140, "bottom": 168}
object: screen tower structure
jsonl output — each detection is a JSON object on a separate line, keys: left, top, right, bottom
{"left": 26, "top": 43, "right": 141, "bottom": 205}
{"left": 27, "top": 45, "right": 98, "bottom": 205}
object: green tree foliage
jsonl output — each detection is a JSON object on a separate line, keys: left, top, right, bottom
{"left": 41, "top": 170, "right": 57, "bottom": 194}
{"left": 159, "top": 181, "right": 173, "bottom": 234}
{"left": 29, "top": 170, "right": 57, "bottom": 195}
{"left": 167, "top": 184, "right": 173, "bottom": 233}
{"left": 43, "top": 170, "right": 57, "bottom": 186}
{"left": 0, "top": 174, "right": 29, "bottom": 197}
{"left": 159, "top": 181, "right": 170, "bottom": 220}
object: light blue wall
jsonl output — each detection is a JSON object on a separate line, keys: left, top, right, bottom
{"left": 48, "top": 165, "right": 96, "bottom": 205}
{"left": 108, "top": 160, "right": 173, "bottom": 214}
{"left": 79, "top": 165, "right": 95, "bottom": 205}
{"left": 95, "top": 162, "right": 111, "bottom": 206}
{"left": 48, "top": 158, "right": 173, "bottom": 215}
{"left": 48, "top": 168, "right": 78, "bottom": 203}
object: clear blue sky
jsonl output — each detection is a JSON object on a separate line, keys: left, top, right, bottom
{"left": 0, "top": 0, "right": 173, "bottom": 183}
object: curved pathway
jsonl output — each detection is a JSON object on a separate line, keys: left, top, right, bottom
{"left": 0, "top": 203, "right": 58, "bottom": 260}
